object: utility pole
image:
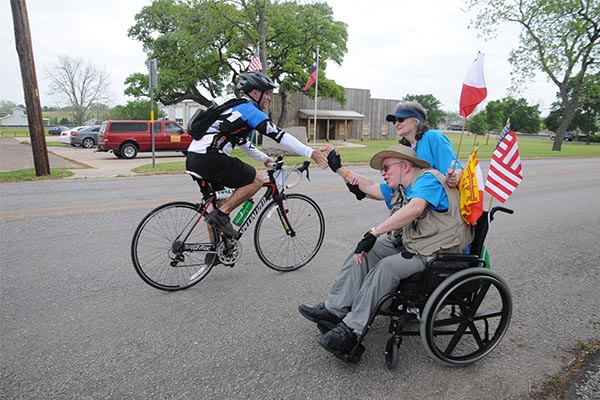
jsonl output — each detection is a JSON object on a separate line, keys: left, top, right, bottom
{"left": 11, "top": 0, "right": 50, "bottom": 176}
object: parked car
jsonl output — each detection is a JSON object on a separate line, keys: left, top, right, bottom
{"left": 59, "top": 126, "right": 86, "bottom": 145}
{"left": 70, "top": 125, "right": 101, "bottom": 148}
{"left": 551, "top": 132, "right": 575, "bottom": 142}
{"left": 48, "top": 125, "right": 69, "bottom": 135}
{"left": 97, "top": 120, "right": 191, "bottom": 159}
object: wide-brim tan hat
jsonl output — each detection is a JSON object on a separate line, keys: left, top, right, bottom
{"left": 370, "top": 145, "right": 430, "bottom": 170}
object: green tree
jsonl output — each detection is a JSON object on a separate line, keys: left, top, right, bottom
{"left": 401, "top": 94, "right": 445, "bottom": 129}
{"left": 481, "top": 97, "right": 540, "bottom": 133}
{"left": 465, "top": 0, "right": 600, "bottom": 150}
{"left": 112, "top": 99, "right": 166, "bottom": 120}
{"left": 545, "top": 74, "right": 600, "bottom": 138}
{"left": 467, "top": 112, "right": 488, "bottom": 136}
{"left": 0, "top": 100, "right": 19, "bottom": 114}
{"left": 126, "top": 0, "right": 348, "bottom": 125}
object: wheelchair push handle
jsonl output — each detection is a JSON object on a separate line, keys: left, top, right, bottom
{"left": 490, "top": 206, "right": 513, "bottom": 222}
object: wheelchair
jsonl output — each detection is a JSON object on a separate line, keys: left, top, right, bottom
{"left": 322, "top": 206, "right": 514, "bottom": 369}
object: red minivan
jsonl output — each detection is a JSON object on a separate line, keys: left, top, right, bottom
{"left": 97, "top": 120, "right": 192, "bottom": 159}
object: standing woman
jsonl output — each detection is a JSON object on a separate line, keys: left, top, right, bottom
{"left": 326, "top": 100, "right": 463, "bottom": 206}
{"left": 386, "top": 100, "right": 462, "bottom": 186}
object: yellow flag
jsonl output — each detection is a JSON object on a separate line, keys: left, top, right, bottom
{"left": 459, "top": 147, "right": 484, "bottom": 225}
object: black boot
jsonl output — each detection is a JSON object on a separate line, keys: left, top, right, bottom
{"left": 319, "top": 322, "right": 358, "bottom": 355}
{"left": 298, "top": 303, "right": 342, "bottom": 325}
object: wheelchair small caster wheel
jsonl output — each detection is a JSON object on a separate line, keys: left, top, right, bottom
{"left": 385, "top": 336, "right": 402, "bottom": 369}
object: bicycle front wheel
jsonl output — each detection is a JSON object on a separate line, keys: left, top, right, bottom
{"left": 254, "top": 193, "right": 325, "bottom": 272}
{"left": 131, "top": 201, "right": 218, "bottom": 291}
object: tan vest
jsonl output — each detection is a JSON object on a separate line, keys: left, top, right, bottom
{"left": 402, "top": 169, "right": 474, "bottom": 257}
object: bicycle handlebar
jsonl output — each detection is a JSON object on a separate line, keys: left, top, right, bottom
{"left": 266, "top": 156, "right": 312, "bottom": 189}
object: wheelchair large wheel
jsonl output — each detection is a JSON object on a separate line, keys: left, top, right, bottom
{"left": 420, "top": 268, "right": 512, "bottom": 367}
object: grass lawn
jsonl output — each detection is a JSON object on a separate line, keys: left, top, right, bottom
{"left": 0, "top": 168, "right": 74, "bottom": 182}
{"left": 133, "top": 133, "right": 600, "bottom": 174}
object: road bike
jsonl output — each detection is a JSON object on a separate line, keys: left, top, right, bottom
{"left": 131, "top": 157, "right": 325, "bottom": 291}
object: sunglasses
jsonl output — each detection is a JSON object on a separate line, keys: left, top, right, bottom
{"left": 381, "top": 161, "right": 403, "bottom": 173}
{"left": 391, "top": 117, "right": 407, "bottom": 124}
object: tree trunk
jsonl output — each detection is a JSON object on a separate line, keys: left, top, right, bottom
{"left": 277, "top": 89, "right": 290, "bottom": 128}
{"left": 11, "top": 0, "right": 50, "bottom": 176}
{"left": 552, "top": 84, "right": 579, "bottom": 151}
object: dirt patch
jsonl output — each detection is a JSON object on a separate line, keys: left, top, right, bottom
{"left": 530, "top": 340, "right": 599, "bottom": 399}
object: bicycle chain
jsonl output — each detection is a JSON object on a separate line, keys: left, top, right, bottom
{"left": 216, "top": 238, "right": 241, "bottom": 266}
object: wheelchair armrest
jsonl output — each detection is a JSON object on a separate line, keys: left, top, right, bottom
{"left": 426, "top": 253, "right": 479, "bottom": 266}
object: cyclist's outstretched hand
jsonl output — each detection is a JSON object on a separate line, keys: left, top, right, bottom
{"left": 311, "top": 148, "right": 329, "bottom": 169}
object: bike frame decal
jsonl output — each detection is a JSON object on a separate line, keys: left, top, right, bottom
{"left": 236, "top": 182, "right": 278, "bottom": 235}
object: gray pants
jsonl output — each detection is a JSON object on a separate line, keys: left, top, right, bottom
{"left": 324, "top": 235, "right": 425, "bottom": 335}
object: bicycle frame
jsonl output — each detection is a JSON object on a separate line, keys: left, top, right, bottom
{"left": 235, "top": 181, "right": 280, "bottom": 236}
{"left": 190, "top": 159, "right": 302, "bottom": 241}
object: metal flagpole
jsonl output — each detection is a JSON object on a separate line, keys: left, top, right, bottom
{"left": 313, "top": 47, "right": 319, "bottom": 146}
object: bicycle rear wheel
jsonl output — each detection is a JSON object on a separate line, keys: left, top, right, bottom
{"left": 254, "top": 193, "right": 325, "bottom": 272}
{"left": 131, "top": 201, "right": 218, "bottom": 291}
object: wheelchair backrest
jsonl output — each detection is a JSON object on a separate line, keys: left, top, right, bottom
{"left": 469, "top": 211, "right": 490, "bottom": 257}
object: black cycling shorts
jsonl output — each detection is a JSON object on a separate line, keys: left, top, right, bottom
{"left": 186, "top": 151, "right": 256, "bottom": 189}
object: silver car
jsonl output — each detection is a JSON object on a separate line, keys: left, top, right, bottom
{"left": 70, "top": 125, "right": 101, "bottom": 148}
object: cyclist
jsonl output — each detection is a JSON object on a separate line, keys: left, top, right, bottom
{"left": 186, "top": 71, "right": 328, "bottom": 238}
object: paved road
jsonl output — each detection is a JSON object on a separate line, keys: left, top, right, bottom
{"left": 1, "top": 158, "right": 599, "bottom": 399}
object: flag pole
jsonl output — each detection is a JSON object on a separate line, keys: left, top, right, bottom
{"left": 487, "top": 195, "right": 494, "bottom": 212}
{"left": 312, "top": 46, "right": 319, "bottom": 146}
{"left": 456, "top": 118, "right": 467, "bottom": 159}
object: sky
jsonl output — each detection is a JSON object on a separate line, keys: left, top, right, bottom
{"left": 1, "top": 0, "right": 559, "bottom": 115}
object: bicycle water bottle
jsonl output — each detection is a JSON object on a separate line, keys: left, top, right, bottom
{"left": 233, "top": 199, "right": 254, "bottom": 225}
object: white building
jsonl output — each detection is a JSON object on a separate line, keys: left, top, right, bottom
{"left": 0, "top": 107, "right": 50, "bottom": 126}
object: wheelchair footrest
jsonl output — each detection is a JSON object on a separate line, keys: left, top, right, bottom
{"left": 338, "top": 344, "right": 365, "bottom": 364}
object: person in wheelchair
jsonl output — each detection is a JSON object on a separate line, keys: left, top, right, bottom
{"left": 299, "top": 145, "right": 473, "bottom": 360}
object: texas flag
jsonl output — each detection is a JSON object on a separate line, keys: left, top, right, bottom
{"left": 303, "top": 53, "right": 318, "bottom": 92}
{"left": 459, "top": 52, "right": 487, "bottom": 118}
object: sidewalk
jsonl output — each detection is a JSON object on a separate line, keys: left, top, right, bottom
{"left": 0, "top": 138, "right": 79, "bottom": 172}
{"left": 0, "top": 137, "right": 187, "bottom": 178}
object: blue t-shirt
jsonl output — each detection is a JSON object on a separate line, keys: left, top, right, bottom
{"left": 414, "top": 130, "right": 462, "bottom": 173}
{"left": 380, "top": 173, "right": 448, "bottom": 211}
{"left": 380, "top": 130, "right": 459, "bottom": 209}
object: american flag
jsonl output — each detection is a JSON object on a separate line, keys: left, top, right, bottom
{"left": 485, "top": 121, "right": 523, "bottom": 203}
{"left": 248, "top": 48, "right": 262, "bottom": 72}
